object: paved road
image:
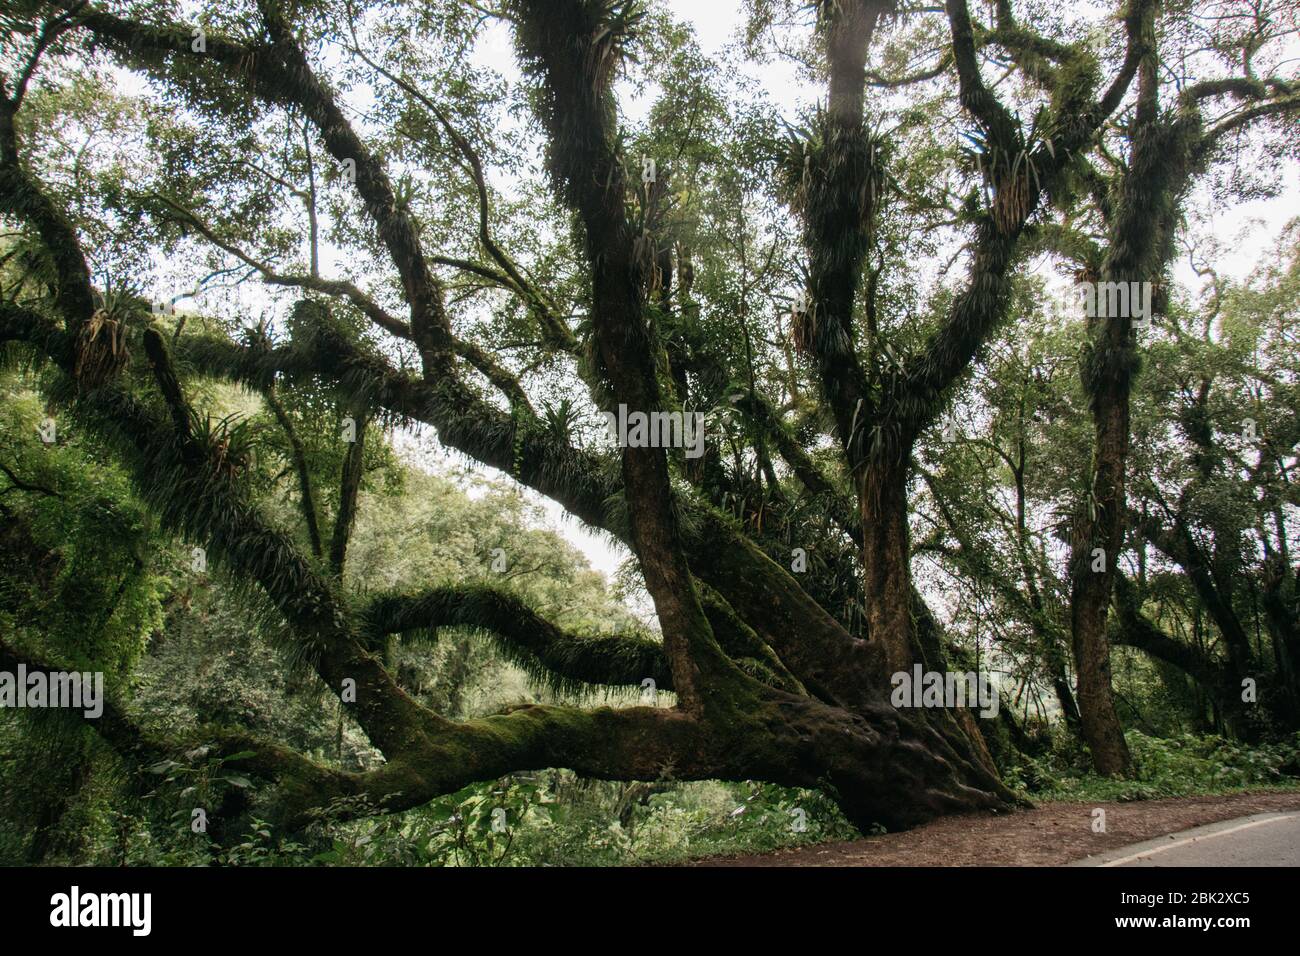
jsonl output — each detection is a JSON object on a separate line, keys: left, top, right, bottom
{"left": 1072, "top": 811, "right": 1300, "bottom": 866}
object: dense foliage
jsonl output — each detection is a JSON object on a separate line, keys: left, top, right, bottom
{"left": 1, "top": 0, "right": 1298, "bottom": 864}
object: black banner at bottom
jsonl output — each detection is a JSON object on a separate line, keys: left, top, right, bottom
{"left": 0, "top": 864, "right": 1287, "bottom": 942}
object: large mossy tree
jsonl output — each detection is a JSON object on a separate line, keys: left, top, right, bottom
{"left": 0, "top": 0, "right": 1297, "bottom": 837}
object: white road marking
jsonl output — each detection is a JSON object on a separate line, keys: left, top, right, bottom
{"left": 1099, "top": 812, "right": 1300, "bottom": 867}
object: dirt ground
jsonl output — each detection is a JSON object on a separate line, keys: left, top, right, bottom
{"left": 687, "top": 789, "right": 1300, "bottom": 866}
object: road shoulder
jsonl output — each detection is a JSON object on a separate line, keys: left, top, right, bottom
{"left": 687, "top": 789, "right": 1300, "bottom": 866}
{"left": 1070, "top": 811, "right": 1300, "bottom": 866}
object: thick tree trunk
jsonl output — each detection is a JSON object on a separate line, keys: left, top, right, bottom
{"left": 860, "top": 461, "right": 917, "bottom": 676}
{"left": 1069, "top": 461, "right": 1133, "bottom": 775}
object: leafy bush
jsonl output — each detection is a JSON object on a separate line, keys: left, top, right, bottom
{"left": 1004, "top": 730, "right": 1300, "bottom": 802}
{"left": 288, "top": 774, "right": 858, "bottom": 867}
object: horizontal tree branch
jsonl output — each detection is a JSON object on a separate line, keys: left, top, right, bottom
{"left": 362, "top": 583, "right": 673, "bottom": 692}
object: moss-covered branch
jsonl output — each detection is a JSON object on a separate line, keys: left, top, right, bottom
{"left": 363, "top": 583, "right": 672, "bottom": 693}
